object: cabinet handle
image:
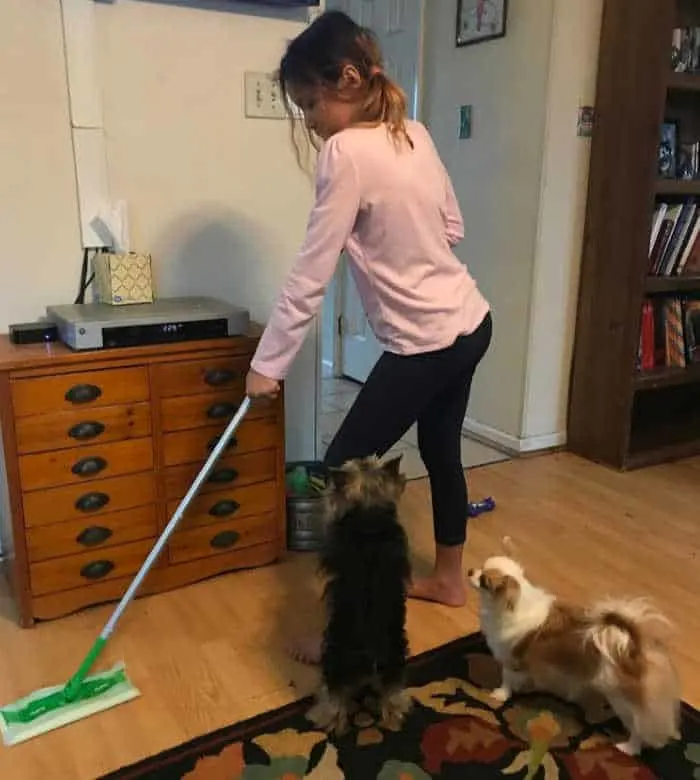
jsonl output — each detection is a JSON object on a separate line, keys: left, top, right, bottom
{"left": 209, "top": 530, "right": 240, "bottom": 549}
{"left": 80, "top": 560, "right": 114, "bottom": 580}
{"left": 207, "top": 468, "right": 239, "bottom": 485}
{"left": 207, "top": 434, "right": 237, "bottom": 453}
{"left": 76, "top": 526, "right": 113, "bottom": 547}
{"left": 74, "top": 492, "right": 110, "bottom": 513}
{"left": 71, "top": 456, "right": 107, "bottom": 477}
{"left": 68, "top": 421, "right": 105, "bottom": 441}
{"left": 206, "top": 402, "right": 236, "bottom": 420}
{"left": 204, "top": 368, "right": 236, "bottom": 387}
{"left": 208, "top": 499, "right": 240, "bottom": 518}
{"left": 65, "top": 384, "right": 102, "bottom": 405}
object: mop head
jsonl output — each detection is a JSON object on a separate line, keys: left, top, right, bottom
{"left": 0, "top": 662, "right": 140, "bottom": 746}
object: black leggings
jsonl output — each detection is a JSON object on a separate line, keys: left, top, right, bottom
{"left": 323, "top": 312, "right": 492, "bottom": 547}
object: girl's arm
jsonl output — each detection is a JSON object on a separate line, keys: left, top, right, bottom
{"left": 250, "top": 139, "right": 361, "bottom": 381}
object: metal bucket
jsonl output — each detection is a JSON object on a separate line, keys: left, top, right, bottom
{"left": 285, "top": 461, "right": 327, "bottom": 552}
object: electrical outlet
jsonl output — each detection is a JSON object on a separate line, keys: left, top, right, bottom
{"left": 244, "top": 72, "right": 286, "bottom": 120}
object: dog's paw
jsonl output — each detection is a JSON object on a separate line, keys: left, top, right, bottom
{"left": 489, "top": 686, "right": 511, "bottom": 703}
{"left": 379, "top": 690, "right": 413, "bottom": 731}
{"left": 307, "top": 698, "right": 350, "bottom": 736}
{"left": 615, "top": 738, "right": 641, "bottom": 756}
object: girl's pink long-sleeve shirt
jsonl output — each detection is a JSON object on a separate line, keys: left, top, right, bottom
{"left": 250, "top": 120, "right": 490, "bottom": 380}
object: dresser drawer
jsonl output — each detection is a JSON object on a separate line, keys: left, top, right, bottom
{"left": 168, "top": 512, "right": 277, "bottom": 564}
{"left": 169, "top": 480, "right": 277, "bottom": 532}
{"left": 164, "top": 449, "right": 277, "bottom": 500}
{"left": 12, "top": 367, "right": 149, "bottom": 417}
{"left": 153, "top": 356, "right": 249, "bottom": 399}
{"left": 160, "top": 390, "right": 276, "bottom": 432}
{"left": 22, "top": 473, "right": 156, "bottom": 528}
{"left": 27, "top": 505, "right": 158, "bottom": 563}
{"left": 19, "top": 438, "right": 153, "bottom": 492}
{"left": 15, "top": 403, "right": 151, "bottom": 455}
{"left": 30, "top": 538, "right": 162, "bottom": 597}
{"left": 162, "top": 417, "right": 279, "bottom": 467}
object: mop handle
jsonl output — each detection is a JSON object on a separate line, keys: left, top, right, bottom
{"left": 64, "top": 396, "right": 254, "bottom": 700}
{"left": 102, "top": 394, "right": 252, "bottom": 638}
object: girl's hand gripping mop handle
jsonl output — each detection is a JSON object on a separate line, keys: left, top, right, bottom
{"left": 63, "top": 395, "right": 253, "bottom": 701}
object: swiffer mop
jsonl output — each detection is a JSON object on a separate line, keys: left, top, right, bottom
{"left": 0, "top": 396, "right": 252, "bottom": 747}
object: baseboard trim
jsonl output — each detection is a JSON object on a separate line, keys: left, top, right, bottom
{"left": 463, "top": 418, "right": 566, "bottom": 455}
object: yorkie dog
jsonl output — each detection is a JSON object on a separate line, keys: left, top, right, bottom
{"left": 308, "top": 454, "right": 412, "bottom": 736}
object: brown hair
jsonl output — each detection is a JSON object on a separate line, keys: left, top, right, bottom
{"left": 276, "top": 10, "right": 412, "bottom": 168}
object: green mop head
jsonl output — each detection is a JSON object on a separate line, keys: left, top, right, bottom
{"left": 0, "top": 663, "right": 140, "bottom": 746}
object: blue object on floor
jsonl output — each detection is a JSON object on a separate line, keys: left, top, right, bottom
{"left": 467, "top": 496, "right": 496, "bottom": 518}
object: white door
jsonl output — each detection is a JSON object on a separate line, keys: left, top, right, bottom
{"left": 327, "top": 0, "right": 424, "bottom": 383}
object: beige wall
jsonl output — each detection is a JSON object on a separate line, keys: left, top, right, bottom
{"left": 0, "top": 0, "right": 83, "bottom": 325}
{"left": 1, "top": 0, "right": 317, "bottom": 459}
{"left": 423, "top": 0, "right": 602, "bottom": 451}
{"left": 423, "top": 0, "right": 556, "bottom": 443}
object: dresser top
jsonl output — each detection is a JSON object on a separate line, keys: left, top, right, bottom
{"left": 0, "top": 324, "right": 262, "bottom": 373}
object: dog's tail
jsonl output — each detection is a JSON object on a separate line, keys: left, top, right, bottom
{"left": 586, "top": 598, "right": 672, "bottom": 668}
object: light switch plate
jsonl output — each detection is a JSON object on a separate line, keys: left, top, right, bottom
{"left": 244, "top": 72, "right": 286, "bottom": 120}
{"left": 459, "top": 105, "right": 472, "bottom": 139}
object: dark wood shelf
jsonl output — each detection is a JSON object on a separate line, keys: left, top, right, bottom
{"left": 633, "top": 363, "right": 700, "bottom": 390}
{"left": 667, "top": 71, "right": 700, "bottom": 92}
{"left": 645, "top": 275, "right": 700, "bottom": 292}
{"left": 625, "top": 437, "right": 700, "bottom": 469}
{"left": 655, "top": 178, "right": 700, "bottom": 196}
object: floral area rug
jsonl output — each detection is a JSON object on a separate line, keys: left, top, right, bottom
{"left": 101, "top": 633, "right": 700, "bottom": 779}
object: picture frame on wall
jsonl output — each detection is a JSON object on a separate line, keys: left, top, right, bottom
{"left": 456, "top": 0, "right": 508, "bottom": 47}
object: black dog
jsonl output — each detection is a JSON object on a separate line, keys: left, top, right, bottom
{"left": 308, "top": 455, "right": 412, "bottom": 735}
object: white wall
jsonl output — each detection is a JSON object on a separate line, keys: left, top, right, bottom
{"left": 0, "top": 0, "right": 318, "bottom": 460}
{"left": 423, "top": 0, "right": 602, "bottom": 452}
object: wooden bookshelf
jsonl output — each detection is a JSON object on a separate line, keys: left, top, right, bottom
{"left": 568, "top": 0, "right": 700, "bottom": 470}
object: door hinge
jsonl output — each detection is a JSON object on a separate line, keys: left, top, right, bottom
{"left": 337, "top": 315, "right": 344, "bottom": 336}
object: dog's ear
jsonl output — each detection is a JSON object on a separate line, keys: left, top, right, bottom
{"left": 327, "top": 467, "right": 350, "bottom": 492}
{"left": 382, "top": 455, "right": 403, "bottom": 479}
{"left": 479, "top": 570, "right": 519, "bottom": 611}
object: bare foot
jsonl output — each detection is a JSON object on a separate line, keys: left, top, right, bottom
{"left": 408, "top": 577, "right": 466, "bottom": 607}
{"left": 287, "top": 634, "right": 322, "bottom": 665}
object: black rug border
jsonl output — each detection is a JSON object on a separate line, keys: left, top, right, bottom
{"left": 101, "top": 631, "right": 700, "bottom": 779}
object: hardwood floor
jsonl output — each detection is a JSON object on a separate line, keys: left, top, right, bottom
{"left": 0, "top": 451, "right": 698, "bottom": 779}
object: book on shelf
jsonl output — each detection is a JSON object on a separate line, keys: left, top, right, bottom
{"left": 671, "top": 27, "right": 700, "bottom": 73}
{"left": 637, "top": 294, "right": 700, "bottom": 371}
{"left": 649, "top": 199, "right": 700, "bottom": 276}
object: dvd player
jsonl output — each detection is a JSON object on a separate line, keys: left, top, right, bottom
{"left": 47, "top": 297, "right": 251, "bottom": 351}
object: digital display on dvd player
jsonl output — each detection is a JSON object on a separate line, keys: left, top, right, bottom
{"left": 102, "top": 319, "right": 229, "bottom": 348}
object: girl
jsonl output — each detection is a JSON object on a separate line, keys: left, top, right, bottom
{"left": 246, "top": 10, "right": 492, "bottom": 659}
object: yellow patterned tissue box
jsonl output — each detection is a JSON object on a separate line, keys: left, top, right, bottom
{"left": 94, "top": 252, "right": 154, "bottom": 305}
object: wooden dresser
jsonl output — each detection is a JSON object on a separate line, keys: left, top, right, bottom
{"left": 0, "top": 327, "right": 285, "bottom": 627}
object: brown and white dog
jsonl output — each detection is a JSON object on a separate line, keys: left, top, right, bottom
{"left": 468, "top": 554, "right": 681, "bottom": 756}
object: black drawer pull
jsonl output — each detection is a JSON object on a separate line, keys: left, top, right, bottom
{"left": 80, "top": 560, "right": 114, "bottom": 580}
{"left": 74, "top": 492, "right": 110, "bottom": 513}
{"left": 76, "top": 526, "right": 113, "bottom": 547}
{"left": 207, "top": 468, "right": 239, "bottom": 485}
{"left": 68, "top": 421, "right": 105, "bottom": 441}
{"left": 207, "top": 435, "right": 237, "bottom": 452}
{"left": 71, "top": 456, "right": 107, "bottom": 477}
{"left": 206, "top": 402, "right": 236, "bottom": 420}
{"left": 209, "top": 530, "right": 240, "bottom": 549}
{"left": 65, "top": 384, "right": 102, "bottom": 405}
{"left": 208, "top": 499, "right": 240, "bottom": 518}
{"left": 204, "top": 368, "right": 237, "bottom": 387}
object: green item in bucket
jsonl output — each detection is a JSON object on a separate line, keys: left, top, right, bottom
{"left": 286, "top": 465, "right": 326, "bottom": 497}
